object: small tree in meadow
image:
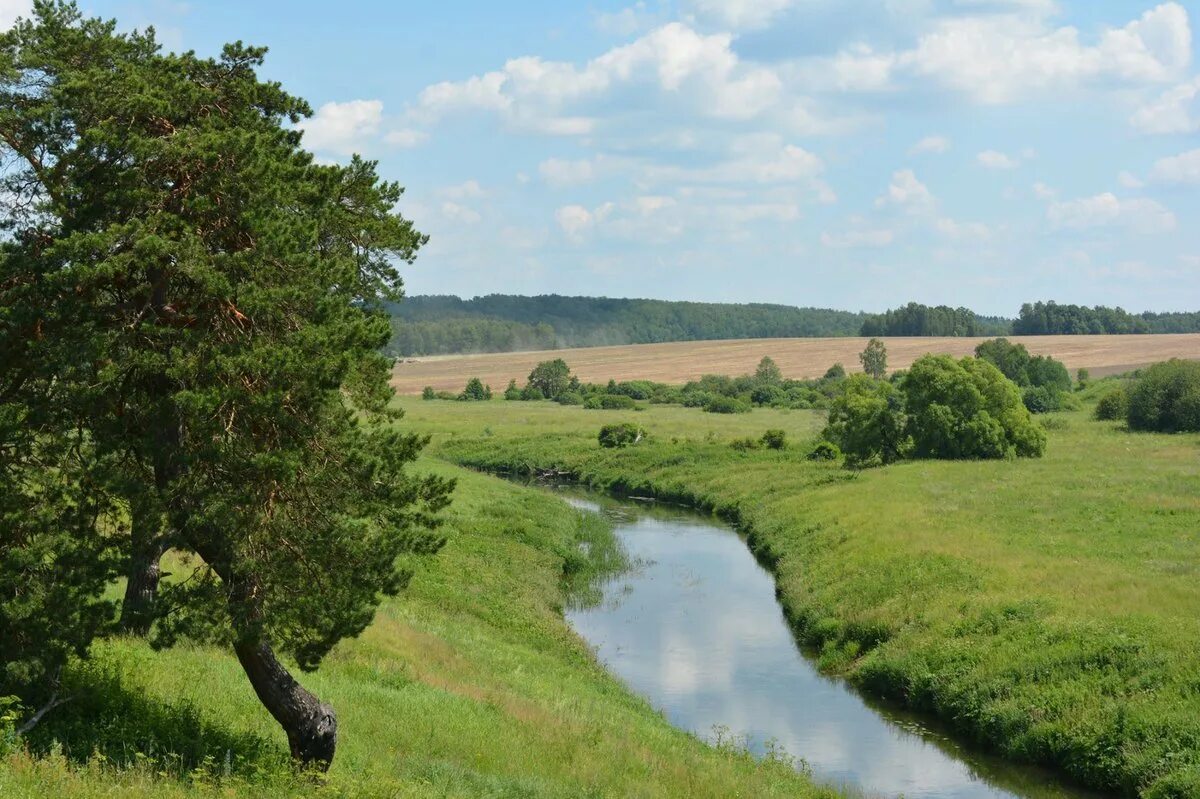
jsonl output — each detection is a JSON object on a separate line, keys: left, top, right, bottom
{"left": 823, "top": 363, "right": 846, "bottom": 381}
{"left": 526, "top": 359, "right": 572, "bottom": 400}
{"left": 421, "top": 386, "right": 436, "bottom": 400}
{"left": 860, "top": 338, "right": 888, "bottom": 379}
{"left": 458, "top": 378, "right": 491, "bottom": 401}
{"left": 755, "top": 356, "right": 783, "bottom": 385}
{"left": 504, "top": 379, "right": 522, "bottom": 401}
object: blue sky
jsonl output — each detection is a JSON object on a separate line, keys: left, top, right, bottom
{"left": 7, "top": 1, "right": 1199, "bottom": 314}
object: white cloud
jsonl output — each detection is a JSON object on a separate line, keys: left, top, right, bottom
{"left": 1032, "top": 181, "right": 1057, "bottom": 199}
{"left": 1047, "top": 192, "right": 1176, "bottom": 234}
{"left": 383, "top": 128, "right": 428, "bottom": 148}
{"left": 684, "top": 0, "right": 797, "bottom": 30}
{"left": 555, "top": 204, "right": 597, "bottom": 241}
{"left": 977, "top": 149, "right": 1021, "bottom": 169}
{"left": 440, "top": 201, "right": 481, "bottom": 225}
{"left": 936, "top": 217, "right": 991, "bottom": 240}
{"left": 892, "top": 3, "right": 1192, "bottom": 104}
{"left": 0, "top": 0, "right": 31, "bottom": 30}
{"left": 298, "top": 99, "right": 383, "bottom": 155}
{"left": 644, "top": 134, "right": 823, "bottom": 185}
{"left": 821, "top": 229, "right": 894, "bottom": 249}
{"left": 1117, "top": 170, "right": 1145, "bottom": 189}
{"left": 910, "top": 135, "right": 951, "bottom": 155}
{"left": 438, "top": 180, "right": 486, "bottom": 200}
{"left": 539, "top": 157, "right": 597, "bottom": 187}
{"left": 1131, "top": 76, "right": 1200, "bottom": 133}
{"left": 594, "top": 3, "right": 655, "bottom": 36}
{"left": 1148, "top": 148, "right": 1200, "bottom": 184}
{"left": 876, "top": 169, "right": 934, "bottom": 209}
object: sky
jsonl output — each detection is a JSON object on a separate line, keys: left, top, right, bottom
{"left": 4, "top": 1, "right": 1200, "bottom": 315}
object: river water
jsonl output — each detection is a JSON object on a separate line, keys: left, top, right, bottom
{"left": 552, "top": 488, "right": 1106, "bottom": 799}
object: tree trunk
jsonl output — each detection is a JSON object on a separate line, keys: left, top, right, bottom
{"left": 233, "top": 637, "right": 337, "bottom": 768}
{"left": 119, "top": 498, "right": 166, "bottom": 636}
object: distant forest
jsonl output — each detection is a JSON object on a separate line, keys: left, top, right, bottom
{"left": 385, "top": 295, "right": 1200, "bottom": 356}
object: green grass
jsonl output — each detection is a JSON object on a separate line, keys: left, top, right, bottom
{"left": 2, "top": 460, "right": 842, "bottom": 798}
{"left": 422, "top": 393, "right": 1200, "bottom": 798}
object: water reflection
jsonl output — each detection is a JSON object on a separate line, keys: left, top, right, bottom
{"left": 556, "top": 491, "right": 1105, "bottom": 799}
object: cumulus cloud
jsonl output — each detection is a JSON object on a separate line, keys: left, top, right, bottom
{"left": 876, "top": 169, "right": 934, "bottom": 209}
{"left": 936, "top": 217, "right": 992, "bottom": 240}
{"left": 1032, "top": 181, "right": 1057, "bottom": 199}
{"left": 1131, "top": 76, "right": 1200, "bottom": 134}
{"left": 298, "top": 99, "right": 383, "bottom": 155}
{"left": 1148, "top": 148, "right": 1200, "bottom": 184}
{"left": 440, "top": 201, "right": 482, "bottom": 225}
{"left": 1047, "top": 192, "right": 1176, "bottom": 234}
{"left": 910, "top": 135, "right": 951, "bottom": 155}
{"left": 1117, "top": 171, "right": 1145, "bottom": 189}
{"left": 684, "top": 0, "right": 798, "bottom": 30}
{"left": 438, "top": 180, "right": 486, "bottom": 200}
{"left": 977, "top": 150, "right": 1021, "bottom": 169}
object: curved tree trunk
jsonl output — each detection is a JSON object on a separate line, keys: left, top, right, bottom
{"left": 233, "top": 637, "right": 337, "bottom": 768}
{"left": 119, "top": 498, "right": 166, "bottom": 636}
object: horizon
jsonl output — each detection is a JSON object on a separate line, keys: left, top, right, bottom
{"left": 19, "top": 0, "right": 1198, "bottom": 317}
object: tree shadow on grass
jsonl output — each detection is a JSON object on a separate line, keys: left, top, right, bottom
{"left": 22, "top": 659, "right": 289, "bottom": 779}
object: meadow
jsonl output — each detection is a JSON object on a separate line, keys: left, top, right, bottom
{"left": 389, "top": 334, "right": 1200, "bottom": 394}
{"left": 1, "top": 462, "right": 839, "bottom": 799}
{"left": 417, "top": 388, "right": 1200, "bottom": 798}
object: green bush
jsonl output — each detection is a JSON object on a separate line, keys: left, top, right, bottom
{"left": 520, "top": 385, "right": 545, "bottom": 401}
{"left": 1021, "top": 385, "right": 1063, "bottom": 414}
{"left": 583, "top": 395, "right": 602, "bottom": 410}
{"left": 1127, "top": 359, "right": 1200, "bottom": 432}
{"left": 905, "top": 355, "right": 1046, "bottom": 459}
{"left": 503, "top": 379, "right": 522, "bottom": 401}
{"left": 750, "top": 384, "right": 785, "bottom": 406}
{"left": 807, "top": 441, "right": 841, "bottom": 461}
{"left": 1076, "top": 368, "right": 1090, "bottom": 390}
{"left": 823, "top": 363, "right": 846, "bottom": 380}
{"left": 681, "top": 391, "right": 713, "bottom": 408}
{"left": 761, "top": 429, "right": 787, "bottom": 450}
{"left": 729, "top": 437, "right": 759, "bottom": 452}
{"left": 1094, "top": 387, "right": 1129, "bottom": 421}
{"left": 822, "top": 375, "right": 909, "bottom": 467}
{"left": 703, "top": 396, "right": 750, "bottom": 414}
{"left": 598, "top": 423, "right": 642, "bottom": 449}
{"left": 556, "top": 391, "right": 584, "bottom": 406}
{"left": 421, "top": 386, "right": 436, "bottom": 400}
{"left": 458, "top": 377, "right": 491, "bottom": 401}
{"left": 585, "top": 394, "right": 636, "bottom": 410}
{"left": 434, "top": 390, "right": 457, "bottom": 400}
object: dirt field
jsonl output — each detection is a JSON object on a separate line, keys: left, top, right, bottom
{"left": 390, "top": 334, "right": 1200, "bottom": 394}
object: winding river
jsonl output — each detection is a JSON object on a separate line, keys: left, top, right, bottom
{"left": 550, "top": 487, "right": 1106, "bottom": 799}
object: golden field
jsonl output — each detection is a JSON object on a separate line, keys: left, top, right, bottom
{"left": 391, "top": 334, "right": 1200, "bottom": 394}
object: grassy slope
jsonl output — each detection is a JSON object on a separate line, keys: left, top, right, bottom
{"left": 1, "top": 461, "right": 838, "bottom": 799}
{"left": 421, "top": 394, "right": 1200, "bottom": 798}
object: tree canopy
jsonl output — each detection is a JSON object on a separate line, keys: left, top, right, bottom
{"left": 0, "top": 1, "right": 451, "bottom": 767}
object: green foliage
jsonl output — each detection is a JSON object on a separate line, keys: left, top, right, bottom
{"left": 556, "top": 391, "right": 584, "bottom": 406}
{"left": 751, "top": 384, "right": 785, "bottom": 406}
{"left": 729, "top": 437, "right": 760, "bottom": 452}
{"left": 598, "top": 423, "right": 643, "bottom": 449}
{"left": 526, "top": 359, "right": 572, "bottom": 400}
{"left": 975, "top": 338, "right": 1071, "bottom": 413}
{"left": 1094, "top": 387, "right": 1130, "bottom": 421}
{"left": 1126, "top": 360, "right": 1200, "bottom": 433}
{"left": 504, "top": 379, "right": 522, "bottom": 401}
{"left": 1076, "top": 368, "right": 1090, "bottom": 390}
{"left": 823, "top": 376, "right": 909, "bottom": 467}
{"left": 755, "top": 356, "right": 783, "bottom": 385}
{"left": 521, "top": 385, "right": 546, "bottom": 401}
{"left": 704, "top": 396, "right": 751, "bottom": 414}
{"left": 457, "top": 377, "right": 492, "bottom": 402}
{"left": 859, "top": 338, "right": 888, "bottom": 379}
{"left": 588, "top": 394, "right": 636, "bottom": 410}
{"left": 761, "top": 429, "right": 787, "bottom": 450}
{"left": 823, "top": 363, "right": 847, "bottom": 380}
{"left": 807, "top": 441, "right": 841, "bottom": 461}
{"left": 904, "top": 356, "right": 1046, "bottom": 459}
{"left": 421, "top": 386, "right": 436, "bottom": 400}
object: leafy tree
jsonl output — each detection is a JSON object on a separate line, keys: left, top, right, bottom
{"left": 974, "top": 338, "right": 1032, "bottom": 384}
{"left": 1126, "top": 360, "right": 1200, "bottom": 432}
{"left": 859, "top": 338, "right": 888, "bottom": 379}
{"left": 0, "top": 3, "right": 452, "bottom": 767}
{"left": 503, "top": 379, "right": 522, "bottom": 401}
{"left": 822, "top": 375, "right": 909, "bottom": 467}
{"left": 755, "top": 356, "right": 783, "bottom": 385}
{"left": 903, "top": 356, "right": 1045, "bottom": 459}
{"left": 421, "top": 386, "right": 436, "bottom": 400}
{"left": 1076, "top": 369, "right": 1090, "bottom": 389}
{"left": 1094, "top": 387, "right": 1129, "bottom": 421}
{"left": 526, "top": 359, "right": 572, "bottom": 399}
{"left": 823, "top": 363, "right": 847, "bottom": 380}
{"left": 458, "top": 377, "right": 491, "bottom": 401}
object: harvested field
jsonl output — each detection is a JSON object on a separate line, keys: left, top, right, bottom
{"left": 390, "top": 334, "right": 1200, "bottom": 394}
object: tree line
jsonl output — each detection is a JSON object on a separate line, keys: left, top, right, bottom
{"left": 387, "top": 297, "right": 1200, "bottom": 356}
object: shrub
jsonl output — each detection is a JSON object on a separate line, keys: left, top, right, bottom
{"left": 729, "top": 437, "right": 759, "bottom": 452}
{"left": 434, "top": 390, "right": 457, "bottom": 400}
{"left": 761, "top": 429, "right": 787, "bottom": 450}
{"left": 1126, "top": 359, "right": 1200, "bottom": 432}
{"left": 556, "top": 391, "right": 584, "bottom": 406}
{"left": 1076, "top": 368, "right": 1090, "bottom": 390}
{"left": 823, "top": 363, "right": 846, "bottom": 381}
{"left": 1094, "top": 387, "right": 1129, "bottom": 421}
{"left": 750, "top": 384, "right": 785, "bottom": 406}
{"left": 807, "top": 441, "right": 841, "bottom": 461}
{"left": 681, "top": 390, "right": 713, "bottom": 408}
{"left": 703, "top": 396, "right": 751, "bottom": 414}
{"left": 585, "top": 394, "right": 636, "bottom": 410}
{"left": 503, "top": 379, "right": 522, "bottom": 401}
{"left": 458, "top": 377, "right": 491, "bottom": 401}
{"left": 904, "top": 355, "right": 1045, "bottom": 459}
{"left": 583, "top": 396, "right": 602, "bottom": 410}
{"left": 421, "top": 386, "right": 436, "bottom": 400}
{"left": 598, "top": 423, "right": 642, "bottom": 449}
{"left": 520, "top": 385, "right": 545, "bottom": 401}
{"left": 1021, "top": 385, "right": 1062, "bottom": 414}
{"left": 823, "top": 375, "right": 909, "bottom": 467}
